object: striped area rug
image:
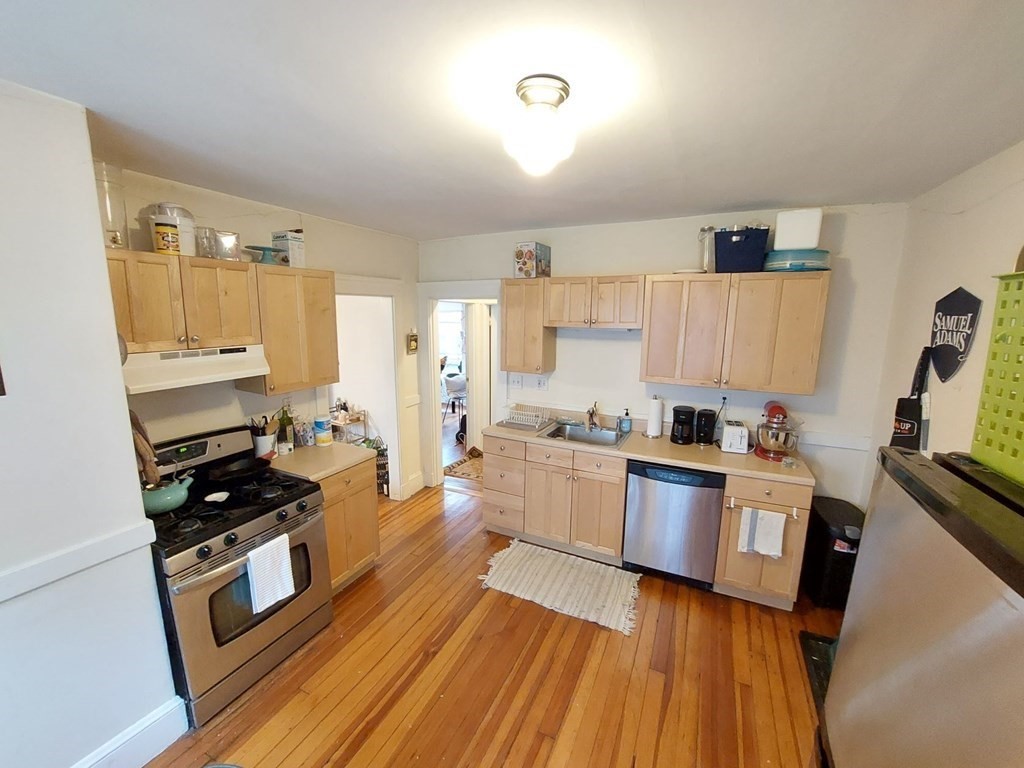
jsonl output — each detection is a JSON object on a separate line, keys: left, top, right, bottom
{"left": 479, "top": 540, "right": 641, "bottom": 636}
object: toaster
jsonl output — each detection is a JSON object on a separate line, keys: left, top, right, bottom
{"left": 720, "top": 420, "right": 749, "bottom": 454}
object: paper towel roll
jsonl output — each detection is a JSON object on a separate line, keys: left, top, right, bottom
{"left": 645, "top": 396, "right": 663, "bottom": 438}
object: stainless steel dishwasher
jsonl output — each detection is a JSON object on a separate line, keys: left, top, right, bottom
{"left": 623, "top": 460, "right": 726, "bottom": 586}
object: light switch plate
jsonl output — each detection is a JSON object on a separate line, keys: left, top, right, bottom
{"left": 509, "top": 373, "right": 523, "bottom": 389}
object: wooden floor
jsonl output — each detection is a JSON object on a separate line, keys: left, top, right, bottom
{"left": 147, "top": 486, "right": 842, "bottom": 768}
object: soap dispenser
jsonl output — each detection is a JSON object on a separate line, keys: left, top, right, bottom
{"left": 619, "top": 408, "right": 632, "bottom": 433}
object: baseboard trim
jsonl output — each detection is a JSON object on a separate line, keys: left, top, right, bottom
{"left": 0, "top": 521, "right": 154, "bottom": 604}
{"left": 400, "top": 472, "right": 424, "bottom": 500}
{"left": 70, "top": 697, "right": 187, "bottom": 768}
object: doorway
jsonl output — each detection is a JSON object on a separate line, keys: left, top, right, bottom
{"left": 332, "top": 294, "right": 401, "bottom": 499}
{"left": 435, "top": 300, "right": 493, "bottom": 489}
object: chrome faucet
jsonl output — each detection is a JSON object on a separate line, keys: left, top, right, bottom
{"left": 586, "top": 402, "right": 599, "bottom": 432}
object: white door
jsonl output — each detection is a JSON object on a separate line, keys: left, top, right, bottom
{"left": 464, "top": 303, "right": 492, "bottom": 451}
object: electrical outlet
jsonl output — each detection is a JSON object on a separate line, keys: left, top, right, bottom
{"left": 535, "top": 375, "right": 548, "bottom": 390}
{"left": 282, "top": 395, "right": 292, "bottom": 408}
{"left": 509, "top": 373, "right": 523, "bottom": 389}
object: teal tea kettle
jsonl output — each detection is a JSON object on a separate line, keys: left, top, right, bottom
{"left": 142, "top": 472, "right": 194, "bottom": 515}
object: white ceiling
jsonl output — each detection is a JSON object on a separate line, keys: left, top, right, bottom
{"left": 1, "top": 1, "right": 1023, "bottom": 240}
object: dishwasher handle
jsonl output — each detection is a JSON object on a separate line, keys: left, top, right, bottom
{"left": 626, "top": 460, "right": 726, "bottom": 489}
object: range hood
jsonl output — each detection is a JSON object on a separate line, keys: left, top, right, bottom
{"left": 122, "top": 345, "right": 270, "bottom": 394}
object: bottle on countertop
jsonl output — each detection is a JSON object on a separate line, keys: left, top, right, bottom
{"left": 619, "top": 408, "right": 632, "bottom": 433}
{"left": 277, "top": 406, "right": 295, "bottom": 453}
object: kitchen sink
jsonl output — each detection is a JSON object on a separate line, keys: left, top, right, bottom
{"left": 545, "top": 424, "right": 627, "bottom": 448}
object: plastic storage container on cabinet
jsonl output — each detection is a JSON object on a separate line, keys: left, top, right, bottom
{"left": 800, "top": 496, "right": 864, "bottom": 609}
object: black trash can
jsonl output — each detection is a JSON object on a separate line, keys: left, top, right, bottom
{"left": 800, "top": 496, "right": 865, "bottom": 610}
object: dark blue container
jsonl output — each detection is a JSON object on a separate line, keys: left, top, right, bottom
{"left": 714, "top": 226, "right": 769, "bottom": 272}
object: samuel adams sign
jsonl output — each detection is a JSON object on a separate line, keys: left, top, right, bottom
{"left": 931, "top": 287, "right": 982, "bottom": 382}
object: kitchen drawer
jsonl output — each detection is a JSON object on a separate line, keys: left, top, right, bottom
{"left": 572, "top": 451, "right": 626, "bottom": 478}
{"left": 725, "top": 475, "right": 812, "bottom": 510}
{"left": 320, "top": 458, "right": 376, "bottom": 505}
{"left": 482, "top": 490, "right": 525, "bottom": 531}
{"left": 525, "top": 442, "right": 574, "bottom": 468}
{"left": 483, "top": 435, "right": 526, "bottom": 460}
{"left": 483, "top": 454, "right": 526, "bottom": 496}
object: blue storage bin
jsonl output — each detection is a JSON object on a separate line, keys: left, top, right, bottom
{"left": 714, "top": 227, "right": 769, "bottom": 272}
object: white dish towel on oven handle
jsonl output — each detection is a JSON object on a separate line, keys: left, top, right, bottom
{"left": 738, "top": 507, "right": 786, "bottom": 559}
{"left": 247, "top": 534, "right": 295, "bottom": 613}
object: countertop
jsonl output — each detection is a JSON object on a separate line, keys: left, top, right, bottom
{"left": 482, "top": 424, "right": 816, "bottom": 487}
{"left": 272, "top": 442, "right": 376, "bottom": 482}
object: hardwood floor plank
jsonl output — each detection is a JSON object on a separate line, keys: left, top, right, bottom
{"left": 145, "top": 486, "right": 844, "bottom": 768}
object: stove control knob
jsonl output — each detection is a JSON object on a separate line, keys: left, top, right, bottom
{"left": 276, "top": 509, "right": 289, "bottom": 522}
{"left": 196, "top": 545, "right": 213, "bottom": 560}
{"left": 297, "top": 499, "right": 308, "bottom": 512}
{"left": 223, "top": 532, "right": 239, "bottom": 546}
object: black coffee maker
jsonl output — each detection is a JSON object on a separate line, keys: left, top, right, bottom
{"left": 695, "top": 409, "right": 717, "bottom": 445}
{"left": 670, "top": 406, "right": 695, "bottom": 445}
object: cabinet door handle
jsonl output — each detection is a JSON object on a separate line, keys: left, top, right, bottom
{"left": 499, "top": 445, "right": 506, "bottom": 451}
{"left": 565, "top": 474, "right": 571, "bottom": 480}
{"left": 595, "top": 462, "right": 602, "bottom": 468}
{"left": 269, "top": 384, "right": 275, "bottom": 391}
{"left": 573, "top": 476, "right": 578, "bottom": 481}
{"left": 177, "top": 335, "right": 186, "bottom": 343}
{"left": 190, "top": 335, "right": 200, "bottom": 343}
{"left": 345, "top": 478, "right": 352, "bottom": 485}
{"left": 544, "top": 453, "right": 551, "bottom": 459}
{"left": 722, "top": 379, "right": 729, "bottom": 386}
{"left": 535, "top": 366, "right": 541, "bottom": 372}
{"left": 764, "top": 489, "right": 773, "bottom": 497}
{"left": 499, "top": 472, "right": 505, "bottom": 478}
{"left": 498, "top": 508, "right": 505, "bottom": 515}
{"left": 713, "top": 378, "right": 720, "bottom": 384}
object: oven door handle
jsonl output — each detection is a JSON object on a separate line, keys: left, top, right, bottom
{"left": 169, "top": 512, "right": 323, "bottom": 596}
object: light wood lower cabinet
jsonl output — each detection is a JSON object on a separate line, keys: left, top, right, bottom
{"left": 713, "top": 479, "right": 812, "bottom": 606}
{"left": 524, "top": 462, "right": 574, "bottom": 543}
{"left": 569, "top": 470, "right": 626, "bottom": 556}
{"left": 321, "top": 458, "right": 380, "bottom": 591}
{"left": 237, "top": 264, "right": 339, "bottom": 396}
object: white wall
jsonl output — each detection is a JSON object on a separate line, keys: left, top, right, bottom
{"left": 0, "top": 80, "right": 182, "bottom": 767}
{"left": 332, "top": 295, "right": 400, "bottom": 489}
{"left": 420, "top": 204, "right": 909, "bottom": 505}
{"left": 116, "top": 170, "right": 424, "bottom": 497}
{"left": 873, "top": 138, "right": 1024, "bottom": 461}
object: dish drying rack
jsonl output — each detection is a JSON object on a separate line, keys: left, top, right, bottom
{"left": 496, "top": 404, "right": 554, "bottom": 432}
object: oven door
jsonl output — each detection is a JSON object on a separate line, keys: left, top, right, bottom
{"left": 166, "top": 509, "right": 331, "bottom": 699}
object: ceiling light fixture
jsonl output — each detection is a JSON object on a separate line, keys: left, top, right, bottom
{"left": 503, "top": 74, "right": 576, "bottom": 177}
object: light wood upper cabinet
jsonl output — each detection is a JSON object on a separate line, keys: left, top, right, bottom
{"left": 544, "top": 275, "right": 645, "bottom": 329}
{"left": 179, "top": 257, "right": 261, "bottom": 348}
{"left": 237, "top": 265, "right": 339, "bottom": 396}
{"left": 106, "top": 248, "right": 187, "bottom": 353}
{"left": 721, "top": 272, "right": 830, "bottom": 394}
{"left": 544, "top": 277, "right": 591, "bottom": 327}
{"left": 641, "top": 271, "right": 829, "bottom": 395}
{"left": 640, "top": 274, "right": 730, "bottom": 386}
{"left": 501, "top": 279, "right": 556, "bottom": 373}
{"left": 570, "top": 469, "right": 626, "bottom": 556}
{"left": 524, "top": 462, "right": 573, "bottom": 543}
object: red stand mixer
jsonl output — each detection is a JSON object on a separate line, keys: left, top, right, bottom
{"left": 755, "top": 401, "right": 799, "bottom": 462}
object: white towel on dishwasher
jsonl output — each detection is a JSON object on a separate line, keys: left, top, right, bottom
{"left": 247, "top": 534, "right": 294, "bottom": 613}
{"left": 738, "top": 507, "right": 786, "bottom": 559}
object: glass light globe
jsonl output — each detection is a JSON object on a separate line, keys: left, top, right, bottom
{"left": 503, "top": 102, "right": 576, "bottom": 176}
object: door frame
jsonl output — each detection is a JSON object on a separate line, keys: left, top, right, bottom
{"left": 418, "top": 280, "right": 503, "bottom": 488}
{"left": 334, "top": 274, "right": 405, "bottom": 499}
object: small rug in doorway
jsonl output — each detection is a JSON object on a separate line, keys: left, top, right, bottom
{"left": 479, "top": 540, "right": 641, "bottom": 636}
{"left": 444, "top": 446, "right": 483, "bottom": 480}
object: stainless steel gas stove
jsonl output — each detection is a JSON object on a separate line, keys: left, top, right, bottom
{"left": 148, "top": 427, "right": 332, "bottom": 727}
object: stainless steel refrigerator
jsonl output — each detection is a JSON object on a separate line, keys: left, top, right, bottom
{"left": 821, "top": 448, "right": 1024, "bottom": 767}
